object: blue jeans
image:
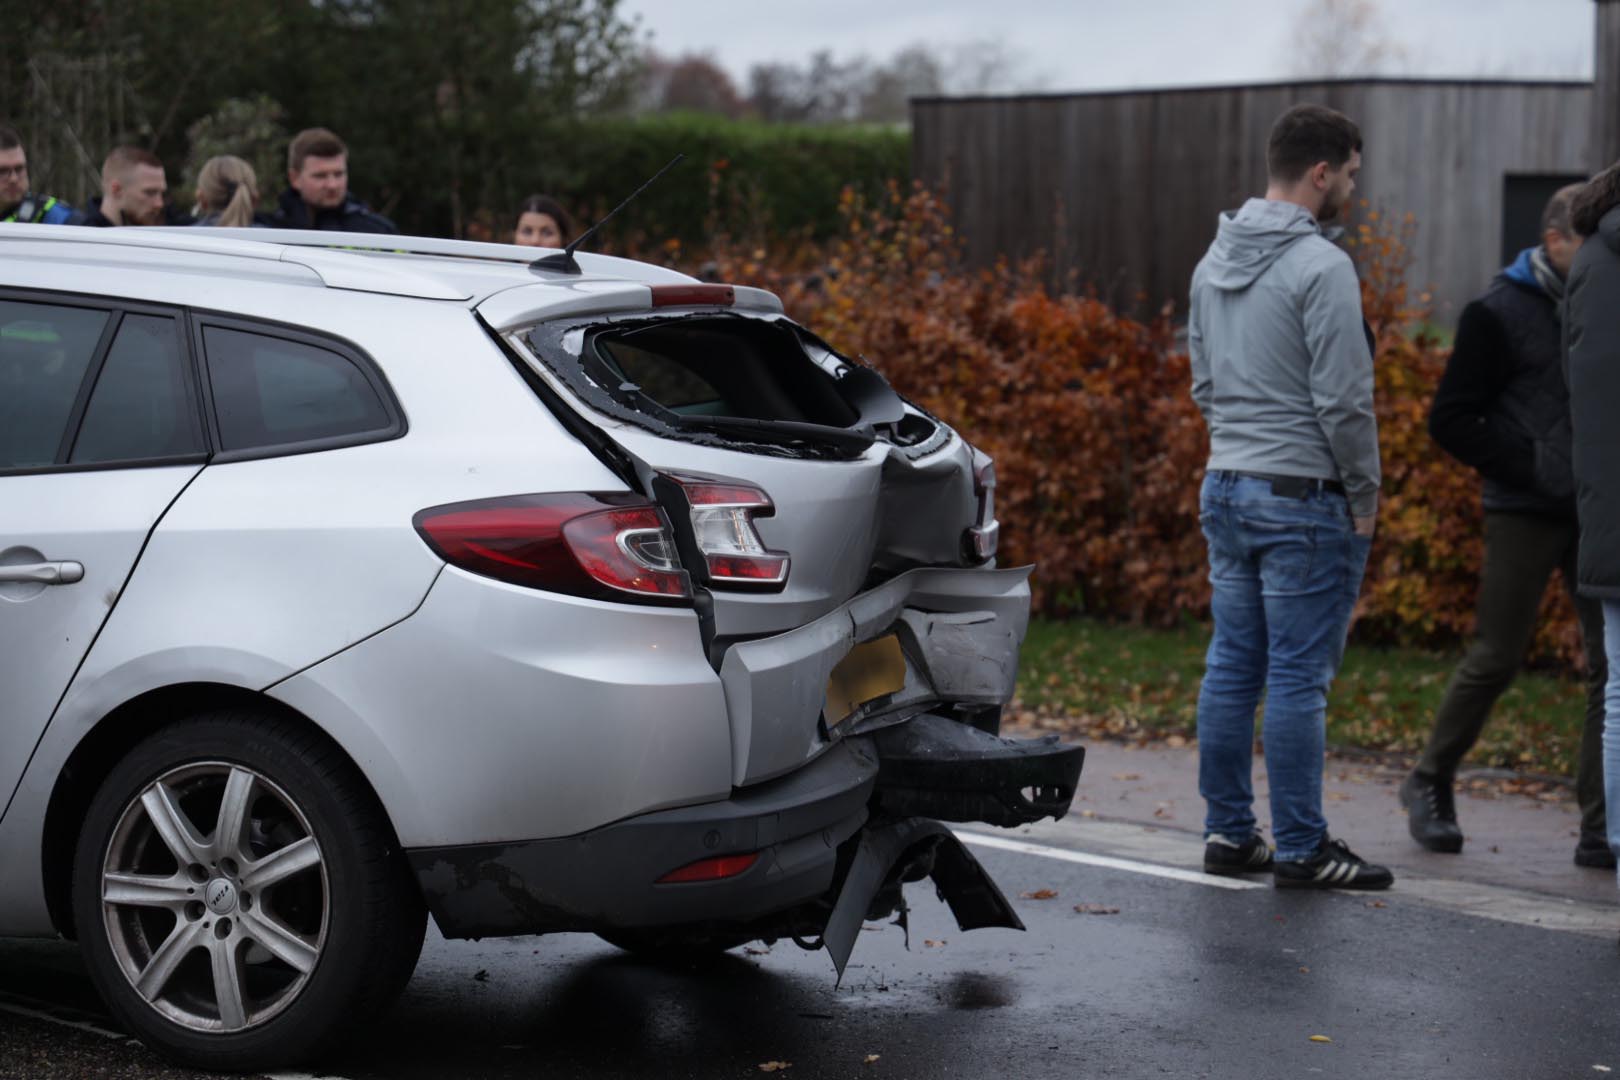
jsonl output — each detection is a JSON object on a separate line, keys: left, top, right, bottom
{"left": 1197, "top": 472, "right": 1373, "bottom": 861}
{"left": 1603, "top": 601, "right": 1620, "bottom": 888}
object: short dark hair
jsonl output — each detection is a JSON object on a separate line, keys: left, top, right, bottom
{"left": 1572, "top": 162, "right": 1620, "bottom": 238}
{"left": 288, "top": 128, "right": 348, "bottom": 174}
{"left": 517, "top": 194, "right": 574, "bottom": 245}
{"left": 1542, "top": 182, "right": 1584, "bottom": 237}
{"left": 102, "top": 145, "right": 163, "bottom": 178}
{"left": 1267, "top": 104, "right": 1363, "bottom": 183}
{"left": 0, "top": 125, "right": 20, "bottom": 151}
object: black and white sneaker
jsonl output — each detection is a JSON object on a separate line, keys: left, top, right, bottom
{"left": 1274, "top": 836, "right": 1394, "bottom": 890}
{"left": 1204, "top": 832, "right": 1274, "bottom": 876}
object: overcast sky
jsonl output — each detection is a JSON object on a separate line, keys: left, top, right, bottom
{"left": 621, "top": 0, "right": 1596, "bottom": 94}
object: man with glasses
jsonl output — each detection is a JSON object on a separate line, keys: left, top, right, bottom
{"left": 0, "top": 126, "right": 80, "bottom": 226}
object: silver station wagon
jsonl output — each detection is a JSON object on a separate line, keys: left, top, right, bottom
{"left": 0, "top": 223, "right": 1084, "bottom": 1071}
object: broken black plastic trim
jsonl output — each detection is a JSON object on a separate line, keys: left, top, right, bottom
{"left": 821, "top": 818, "right": 1023, "bottom": 980}
{"left": 870, "top": 714, "right": 1085, "bottom": 827}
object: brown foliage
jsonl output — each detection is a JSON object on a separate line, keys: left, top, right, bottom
{"left": 656, "top": 183, "right": 1582, "bottom": 669}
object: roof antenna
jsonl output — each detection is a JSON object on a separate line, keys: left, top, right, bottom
{"left": 530, "top": 153, "right": 686, "bottom": 276}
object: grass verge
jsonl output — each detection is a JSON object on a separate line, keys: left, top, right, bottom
{"left": 1012, "top": 617, "right": 1589, "bottom": 779}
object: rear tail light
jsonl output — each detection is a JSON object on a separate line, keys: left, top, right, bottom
{"left": 657, "top": 852, "right": 760, "bottom": 884}
{"left": 413, "top": 493, "right": 692, "bottom": 605}
{"left": 663, "top": 473, "right": 790, "bottom": 590}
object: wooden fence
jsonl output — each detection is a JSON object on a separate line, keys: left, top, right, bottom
{"left": 912, "top": 78, "right": 1594, "bottom": 321}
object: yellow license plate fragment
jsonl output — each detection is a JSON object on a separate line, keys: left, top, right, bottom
{"left": 824, "top": 635, "right": 907, "bottom": 728}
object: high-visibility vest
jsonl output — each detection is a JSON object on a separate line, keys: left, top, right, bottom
{"left": 2, "top": 194, "right": 63, "bottom": 223}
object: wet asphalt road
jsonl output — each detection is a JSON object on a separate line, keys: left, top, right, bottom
{"left": 3, "top": 835, "right": 1619, "bottom": 1080}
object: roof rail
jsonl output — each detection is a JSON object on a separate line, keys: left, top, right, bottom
{"left": 173, "top": 227, "right": 696, "bottom": 284}
{"left": 0, "top": 222, "right": 467, "bottom": 300}
{"left": 180, "top": 227, "right": 539, "bottom": 265}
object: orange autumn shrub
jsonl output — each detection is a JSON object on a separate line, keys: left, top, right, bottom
{"left": 644, "top": 182, "right": 1582, "bottom": 670}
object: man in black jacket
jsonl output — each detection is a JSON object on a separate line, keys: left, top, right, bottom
{"left": 1566, "top": 162, "right": 1620, "bottom": 880}
{"left": 269, "top": 128, "right": 397, "bottom": 234}
{"left": 1402, "top": 184, "right": 1611, "bottom": 868}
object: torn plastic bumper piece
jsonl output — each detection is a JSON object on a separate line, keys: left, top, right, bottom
{"left": 821, "top": 817, "right": 1023, "bottom": 979}
{"left": 870, "top": 713, "right": 1086, "bottom": 827}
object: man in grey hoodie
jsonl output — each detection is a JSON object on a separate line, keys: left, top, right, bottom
{"left": 1190, "top": 104, "right": 1392, "bottom": 890}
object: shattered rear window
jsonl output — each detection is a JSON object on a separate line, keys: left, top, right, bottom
{"left": 522, "top": 312, "right": 934, "bottom": 460}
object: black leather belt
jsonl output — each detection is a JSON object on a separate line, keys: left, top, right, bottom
{"left": 1222, "top": 471, "right": 1346, "bottom": 498}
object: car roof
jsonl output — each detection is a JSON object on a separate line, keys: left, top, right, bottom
{"left": 0, "top": 223, "right": 701, "bottom": 305}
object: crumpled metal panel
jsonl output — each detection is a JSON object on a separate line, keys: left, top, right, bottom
{"left": 718, "top": 566, "right": 1032, "bottom": 787}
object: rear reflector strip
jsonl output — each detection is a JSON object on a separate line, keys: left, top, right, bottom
{"left": 657, "top": 852, "right": 760, "bottom": 884}
{"left": 650, "top": 284, "right": 735, "bottom": 308}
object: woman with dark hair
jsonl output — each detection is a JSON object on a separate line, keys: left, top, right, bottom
{"left": 1565, "top": 160, "right": 1620, "bottom": 890}
{"left": 513, "top": 195, "right": 572, "bottom": 248}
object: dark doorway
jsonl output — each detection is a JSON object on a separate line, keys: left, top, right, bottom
{"left": 1502, "top": 174, "right": 1588, "bottom": 265}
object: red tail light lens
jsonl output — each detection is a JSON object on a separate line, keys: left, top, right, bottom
{"left": 656, "top": 852, "right": 760, "bottom": 884}
{"left": 650, "top": 284, "right": 735, "bottom": 307}
{"left": 413, "top": 493, "right": 691, "bottom": 605}
{"left": 664, "top": 473, "right": 790, "bottom": 590}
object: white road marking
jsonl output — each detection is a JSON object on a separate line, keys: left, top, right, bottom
{"left": 0, "top": 991, "right": 349, "bottom": 1079}
{"left": 0, "top": 994, "right": 125, "bottom": 1040}
{"left": 959, "top": 820, "right": 1619, "bottom": 939}
{"left": 955, "top": 829, "right": 1265, "bottom": 890}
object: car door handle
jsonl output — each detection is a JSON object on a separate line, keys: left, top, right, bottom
{"left": 0, "top": 561, "right": 85, "bottom": 585}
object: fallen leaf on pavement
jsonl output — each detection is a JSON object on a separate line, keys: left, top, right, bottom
{"left": 1111, "top": 773, "right": 1142, "bottom": 781}
{"left": 1326, "top": 791, "right": 1351, "bottom": 801}
{"left": 1298, "top": 966, "right": 1310, "bottom": 974}
{"left": 746, "top": 946, "right": 771, "bottom": 955}
{"left": 1309, "top": 1035, "right": 1332, "bottom": 1044}
{"left": 1365, "top": 900, "right": 1387, "bottom": 909}
{"left": 1073, "top": 903, "right": 1120, "bottom": 915}
{"left": 1020, "top": 888, "right": 1059, "bottom": 900}
{"left": 924, "top": 939, "right": 946, "bottom": 948}
{"left": 758, "top": 1062, "right": 793, "bottom": 1073}
{"left": 1080, "top": 809, "right": 1098, "bottom": 818}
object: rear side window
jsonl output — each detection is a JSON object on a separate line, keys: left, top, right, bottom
{"left": 0, "top": 300, "right": 109, "bottom": 468}
{"left": 71, "top": 314, "right": 204, "bottom": 464}
{"left": 203, "top": 326, "right": 397, "bottom": 454}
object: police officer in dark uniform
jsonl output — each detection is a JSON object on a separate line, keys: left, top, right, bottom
{"left": 269, "top": 128, "right": 397, "bottom": 234}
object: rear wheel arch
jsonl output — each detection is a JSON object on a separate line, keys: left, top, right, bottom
{"left": 42, "top": 683, "right": 410, "bottom": 939}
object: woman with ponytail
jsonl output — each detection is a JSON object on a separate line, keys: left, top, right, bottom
{"left": 192, "top": 155, "right": 266, "bottom": 227}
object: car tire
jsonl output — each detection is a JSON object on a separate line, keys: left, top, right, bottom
{"left": 595, "top": 928, "right": 753, "bottom": 963}
{"left": 71, "top": 709, "right": 426, "bottom": 1071}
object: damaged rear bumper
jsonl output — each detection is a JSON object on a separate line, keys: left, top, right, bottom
{"left": 409, "top": 737, "right": 878, "bottom": 939}
{"left": 409, "top": 712, "right": 1084, "bottom": 957}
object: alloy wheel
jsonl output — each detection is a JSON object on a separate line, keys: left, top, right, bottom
{"left": 99, "top": 761, "right": 328, "bottom": 1033}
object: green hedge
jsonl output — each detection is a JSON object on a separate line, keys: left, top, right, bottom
{"left": 523, "top": 113, "right": 911, "bottom": 250}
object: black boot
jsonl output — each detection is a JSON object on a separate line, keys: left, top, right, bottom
{"left": 1399, "top": 771, "right": 1463, "bottom": 853}
{"left": 1575, "top": 832, "right": 1617, "bottom": 869}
